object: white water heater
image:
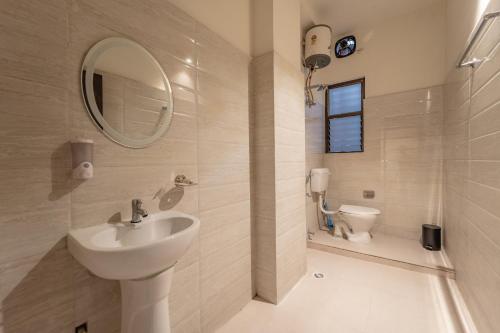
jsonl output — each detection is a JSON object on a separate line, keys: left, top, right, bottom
{"left": 304, "top": 24, "right": 332, "bottom": 69}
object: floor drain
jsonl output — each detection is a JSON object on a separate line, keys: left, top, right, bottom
{"left": 313, "top": 273, "right": 325, "bottom": 279}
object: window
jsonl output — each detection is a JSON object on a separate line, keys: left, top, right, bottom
{"left": 325, "top": 78, "right": 365, "bottom": 153}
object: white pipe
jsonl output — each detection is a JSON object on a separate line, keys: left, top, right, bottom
{"left": 319, "top": 194, "right": 337, "bottom": 215}
{"left": 318, "top": 193, "right": 354, "bottom": 234}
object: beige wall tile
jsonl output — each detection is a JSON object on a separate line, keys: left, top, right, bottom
{"left": 305, "top": 95, "right": 325, "bottom": 233}
{"left": 470, "top": 70, "right": 500, "bottom": 117}
{"left": 201, "top": 255, "right": 251, "bottom": 305}
{"left": 471, "top": 41, "right": 500, "bottom": 94}
{"left": 199, "top": 200, "right": 250, "bottom": 235}
{"left": 470, "top": 161, "right": 500, "bottom": 189}
{"left": 470, "top": 132, "right": 500, "bottom": 160}
{"left": 0, "top": 0, "right": 69, "bottom": 88}
{"left": 275, "top": 161, "right": 306, "bottom": 180}
{"left": 465, "top": 180, "right": 500, "bottom": 217}
{"left": 200, "top": 236, "right": 250, "bottom": 279}
{"left": 462, "top": 198, "right": 500, "bottom": 250}
{"left": 277, "top": 204, "right": 307, "bottom": 237}
{"left": 200, "top": 218, "right": 250, "bottom": 256}
{"left": 250, "top": 52, "right": 277, "bottom": 303}
{"left": 1, "top": 244, "right": 76, "bottom": 333}
{"left": 383, "top": 112, "right": 443, "bottom": 140}
{"left": 273, "top": 53, "right": 306, "bottom": 302}
{"left": 250, "top": 51, "right": 306, "bottom": 304}
{"left": 443, "top": 23, "right": 500, "bottom": 330}
{"left": 198, "top": 142, "right": 249, "bottom": 165}
{"left": 201, "top": 276, "right": 252, "bottom": 332}
{"left": 385, "top": 136, "right": 443, "bottom": 162}
{"left": 169, "top": 262, "right": 201, "bottom": 328}
{"left": 172, "top": 311, "right": 201, "bottom": 333}
{"left": 470, "top": 102, "right": 500, "bottom": 139}
{"left": 198, "top": 182, "right": 250, "bottom": 212}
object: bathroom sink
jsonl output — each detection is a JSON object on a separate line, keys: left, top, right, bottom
{"left": 68, "top": 210, "right": 199, "bottom": 333}
{"left": 68, "top": 210, "right": 200, "bottom": 280}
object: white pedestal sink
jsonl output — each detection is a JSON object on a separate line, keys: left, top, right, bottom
{"left": 68, "top": 210, "right": 200, "bottom": 333}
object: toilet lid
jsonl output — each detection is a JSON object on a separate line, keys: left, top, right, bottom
{"left": 339, "top": 205, "right": 381, "bottom": 215}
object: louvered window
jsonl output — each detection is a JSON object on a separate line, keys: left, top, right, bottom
{"left": 326, "top": 78, "right": 365, "bottom": 153}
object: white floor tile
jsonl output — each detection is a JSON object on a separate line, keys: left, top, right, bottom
{"left": 310, "top": 230, "right": 453, "bottom": 270}
{"left": 216, "top": 249, "right": 463, "bottom": 333}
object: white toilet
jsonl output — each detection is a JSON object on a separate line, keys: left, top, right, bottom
{"left": 310, "top": 168, "right": 381, "bottom": 243}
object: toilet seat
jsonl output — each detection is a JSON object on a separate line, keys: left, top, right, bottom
{"left": 339, "top": 205, "right": 380, "bottom": 215}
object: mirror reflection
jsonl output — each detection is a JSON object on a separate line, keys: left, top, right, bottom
{"left": 81, "top": 37, "right": 173, "bottom": 148}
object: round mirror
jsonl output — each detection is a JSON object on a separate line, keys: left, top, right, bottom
{"left": 81, "top": 37, "right": 173, "bottom": 148}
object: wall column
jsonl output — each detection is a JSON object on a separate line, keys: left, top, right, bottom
{"left": 250, "top": 0, "right": 307, "bottom": 304}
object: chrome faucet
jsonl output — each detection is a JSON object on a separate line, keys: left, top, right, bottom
{"left": 131, "top": 199, "right": 148, "bottom": 224}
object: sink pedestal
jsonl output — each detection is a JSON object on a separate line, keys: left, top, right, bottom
{"left": 68, "top": 211, "right": 199, "bottom": 333}
{"left": 120, "top": 266, "right": 175, "bottom": 333}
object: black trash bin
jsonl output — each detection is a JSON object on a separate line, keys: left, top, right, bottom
{"left": 422, "top": 224, "right": 441, "bottom": 251}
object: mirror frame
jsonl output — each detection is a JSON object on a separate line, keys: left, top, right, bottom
{"left": 81, "top": 37, "right": 174, "bottom": 148}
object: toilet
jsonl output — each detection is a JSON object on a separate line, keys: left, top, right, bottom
{"left": 310, "top": 168, "right": 381, "bottom": 243}
{"left": 337, "top": 204, "right": 380, "bottom": 243}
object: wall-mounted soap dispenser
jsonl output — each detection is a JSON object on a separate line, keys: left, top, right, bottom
{"left": 71, "top": 139, "right": 94, "bottom": 179}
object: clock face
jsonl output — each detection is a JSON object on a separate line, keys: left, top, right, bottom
{"left": 335, "top": 36, "right": 357, "bottom": 58}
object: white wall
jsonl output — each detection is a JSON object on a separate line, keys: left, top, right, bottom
{"left": 169, "top": 0, "right": 251, "bottom": 55}
{"left": 313, "top": 1, "right": 447, "bottom": 97}
{"left": 300, "top": 0, "right": 319, "bottom": 31}
{"left": 251, "top": 0, "right": 274, "bottom": 58}
{"left": 273, "top": 0, "right": 302, "bottom": 70}
{"left": 251, "top": 0, "right": 303, "bottom": 70}
{"left": 170, "top": 0, "right": 306, "bottom": 70}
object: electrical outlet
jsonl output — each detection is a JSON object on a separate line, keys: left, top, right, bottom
{"left": 75, "top": 323, "right": 88, "bottom": 333}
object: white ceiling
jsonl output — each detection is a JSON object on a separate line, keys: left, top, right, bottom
{"left": 303, "top": 0, "right": 443, "bottom": 35}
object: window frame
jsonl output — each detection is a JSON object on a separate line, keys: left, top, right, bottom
{"left": 324, "top": 77, "right": 365, "bottom": 154}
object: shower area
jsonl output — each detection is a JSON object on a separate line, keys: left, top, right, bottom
{"left": 305, "top": 84, "right": 453, "bottom": 276}
{"left": 304, "top": 1, "right": 500, "bottom": 282}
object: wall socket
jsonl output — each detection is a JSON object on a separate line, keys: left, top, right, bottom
{"left": 75, "top": 323, "right": 88, "bottom": 333}
{"left": 363, "top": 190, "right": 375, "bottom": 199}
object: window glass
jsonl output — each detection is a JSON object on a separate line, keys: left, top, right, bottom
{"left": 328, "top": 83, "right": 362, "bottom": 115}
{"left": 329, "top": 116, "right": 362, "bottom": 152}
{"left": 326, "top": 79, "right": 364, "bottom": 153}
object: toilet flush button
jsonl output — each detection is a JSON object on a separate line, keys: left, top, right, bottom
{"left": 363, "top": 190, "right": 375, "bottom": 199}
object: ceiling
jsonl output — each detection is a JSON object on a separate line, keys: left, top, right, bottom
{"left": 303, "top": 0, "right": 443, "bottom": 35}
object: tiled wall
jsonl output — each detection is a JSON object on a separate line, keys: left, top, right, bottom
{"left": 443, "top": 19, "right": 500, "bottom": 332}
{"left": 273, "top": 53, "right": 306, "bottom": 302}
{"left": 0, "top": 1, "right": 250, "bottom": 332}
{"left": 305, "top": 91, "right": 324, "bottom": 234}
{"left": 251, "top": 52, "right": 277, "bottom": 302}
{"left": 251, "top": 51, "right": 306, "bottom": 304}
{"left": 323, "top": 86, "right": 444, "bottom": 240}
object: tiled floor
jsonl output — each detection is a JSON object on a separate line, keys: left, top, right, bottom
{"left": 310, "top": 230, "right": 453, "bottom": 271}
{"left": 217, "top": 249, "right": 466, "bottom": 333}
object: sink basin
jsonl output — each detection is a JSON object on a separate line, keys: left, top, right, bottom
{"left": 67, "top": 210, "right": 200, "bottom": 333}
{"left": 68, "top": 210, "right": 199, "bottom": 280}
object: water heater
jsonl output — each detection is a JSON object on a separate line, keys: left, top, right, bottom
{"left": 304, "top": 24, "right": 332, "bottom": 69}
